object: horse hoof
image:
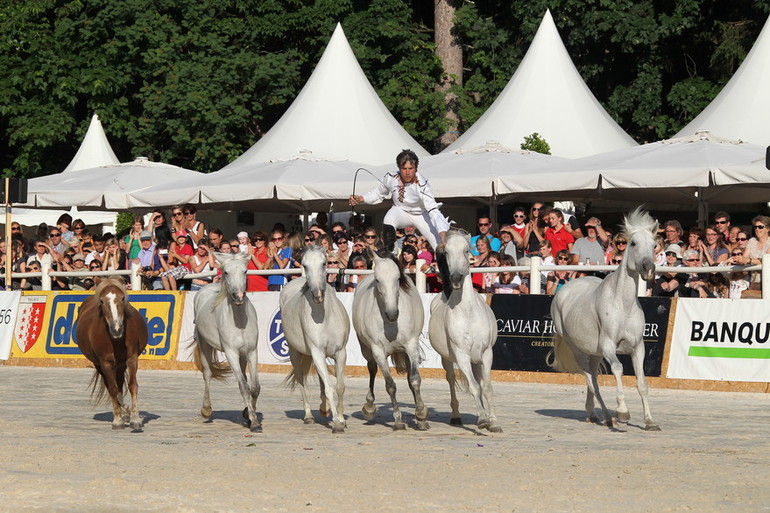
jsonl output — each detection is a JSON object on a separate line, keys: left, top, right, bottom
{"left": 130, "top": 421, "right": 144, "bottom": 431}
{"left": 608, "top": 418, "right": 619, "bottom": 428}
{"left": 242, "top": 408, "right": 249, "bottom": 420}
{"left": 645, "top": 424, "right": 661, "bottom": 432}
{"left": 362, "top": 406, "right": 376, "bottom": 421}
{"left": 112, "top": 423, "right": 125, "bottom": 430}
{"left": 304, "top": 417, "right": 316, "bottom": 425}
{"left": 319, "top": 408, "right": 331, "bottom": 418}
{"left": 488, "top": 425, "right": 503, "bottom": 433}
{"left": 415, "top": 420, "right": 430, "bottom": 431}
{"left": 250, "top": 424, "right": 263, "bottom": 434}
{"left": 449, "top": 417, "right": 463, "bottom": 426}
{"left": 616, "top": 410, "right": 631, "bottom": 422}
{"left": 332, "top": 426, "right": 345, "bottom": 434}
{"left": 478, "top": 420, "right": 490, "bottom": 430}
{"left": 393, "top": 422, "right": 406, "bottom": 431}
{"left": 201, "top": 407, "right": 212, "bottom": 419}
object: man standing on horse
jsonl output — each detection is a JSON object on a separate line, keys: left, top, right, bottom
{"left": 349, "top": 150, "right": 450, "bottom": 252}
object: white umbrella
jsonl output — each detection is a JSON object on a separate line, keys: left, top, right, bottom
{"left": 24, "top": 157, "right": 202, "bottom": 210}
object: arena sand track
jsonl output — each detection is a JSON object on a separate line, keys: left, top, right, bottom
{"left": 0, "top": 366, "right": 768, "bottom": 513}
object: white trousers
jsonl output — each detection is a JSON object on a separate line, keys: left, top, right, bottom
{"left": 383, "top": 207, "right": 447, "bottom": 250}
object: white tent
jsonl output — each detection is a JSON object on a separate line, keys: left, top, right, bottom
{"left": 221, "top": 23, "right": 429, "bottom": 168}
{"left": 498, "top": 131, "right": 769, "bottom": 214}
{"left": 62, "top": 113, "right": 120, "bottom": 173}
{"left": 444, "top": 9, "right": 637, "bottom": 158}
{"left": 675, "top": 15, "right": 770, "bottom": 145}
{"left": 24, "top": 157, "right": 202, "bottom": 210}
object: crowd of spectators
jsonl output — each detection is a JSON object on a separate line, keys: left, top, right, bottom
{"left": 1, "top": 203, "right": 766, "bottom": 299}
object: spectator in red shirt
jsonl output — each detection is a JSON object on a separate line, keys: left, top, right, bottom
{"left": 545, "top": 209, "right": 574, "bottom": 255}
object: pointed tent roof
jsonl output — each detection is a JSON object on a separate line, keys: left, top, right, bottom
{"left": 675, "top": 15, "right": 770, "bottom": 144}
{"left": 445, "top": 10, "right": 637, "bottom": 158}
{"left": 221, "top": 23, "right": 429, "bottom": 169}
{"left": 63, "top": 113, "right": 119, "bottom": 173}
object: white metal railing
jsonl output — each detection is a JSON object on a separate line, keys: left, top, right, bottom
{"left": 5, "top": 254, "right": 769, "bottom": 298}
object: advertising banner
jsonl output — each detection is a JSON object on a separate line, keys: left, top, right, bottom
{"left": 668, "top": 298, "right": 770, "bottom": 382}
{"left": 178, "top": 291, "right": 444, "bottom": 368}
{"left": 0, "top": 291, "right": 21, "bottom": 360}
{"left": 491, "top": 295, "right": 671, "bottom": 376}
{"left": 10, "top": 291, "right": 184, "bottom": 360}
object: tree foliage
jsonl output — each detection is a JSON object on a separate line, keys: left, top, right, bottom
{"left": 1, "top": 0, "right": 769, "bottom": 178}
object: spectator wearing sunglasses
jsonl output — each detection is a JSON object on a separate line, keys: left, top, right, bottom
{"left": 737, "top": 215, "right": 770, "bottom": 291}
{"left": 333, "top": 233, "right": 351, "bottom": 268}
{"left": 247, "top": 231, "right": 269, "bottom": 292}
{"left": 266, "top": 230, "right": 292, "bottom": 291}
{"left": 713, "top": 211, "right": 731, "bottom": 245}
{"left": 470, "top": 215, "right": 501, "bottom": 256}
{"left": 180, "top": 203, "right": 206, "bottom": 248}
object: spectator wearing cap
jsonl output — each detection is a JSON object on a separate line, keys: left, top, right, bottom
{"left": 136, "top": 231, "right": 162, "bottom": 290}
{"left": 68, "top": 254, "right": 94, "bottom": 291}
{"left": 652, "top": 245, "right": 685, "bottom": 296}
{"left": 570, "top": 218, "right": 606, "bottom": 265}
{"left": 237, "top": 231, "right": 253, "bottom": 255}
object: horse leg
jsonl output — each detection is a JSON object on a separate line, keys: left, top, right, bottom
{"left": 247, "top": 346, "right": 262, "bottom": 432}
{"left": 603, "top": 346, "right": 629, "bottom": 425}
{"left": 197, "top": 342, "right": 216, "bottom": 419}
{"left": 333, "top": 349, "right": 347, "bottom": 428}
{"left": 115, "top": 362, "right": 129, "bottom": 422}
{"left": 479, "top": 349, "right": 501, "bottom": 433}
{"left": 223, "top": 348, "right": 256, "bottom": 430}
{"left": 441, "top": 357, "right": 461, "bottom": 425}
{"left": 404, "top": 349, "right": 429, "bottom": 431}
{"left": 309, "top": 348, "right": 344, "bottom": 434}
{"left": 584, "top": 355, "right": 602, "bottom": 424}
{"left": 372, "top": 347, "right": 404, "bottom": 431}
{"left": 360, "top": 345, "right": 378, "bottom": 421}
{"left": 100, "top": 358, "right": 125, "bottom": 430}
{"left": 238, "top": 353, "right": 261, "bottom": 433}
{"left": 126, "top": 354, "right": 143, "bottom": 431}
{"left": 631, "top": 342, "right": 660, "bottom": 431}
{"left": 454, "top": 354, "right": 486, "bottom": 430}
{"left": 289, "top": 349, "right": 315, "bottom": 424}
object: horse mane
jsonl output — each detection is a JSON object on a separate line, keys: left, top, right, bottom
{"left": 446, "top": 226, "right": 470, "bottom": 239}
{"left": 375, "top": 248, "right": 410, "bottom": 290}
{"left": 622, "top": 207, "right": 658, "bottom": 238}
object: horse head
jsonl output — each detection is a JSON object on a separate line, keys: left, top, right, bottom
{"left": 302, "top": 245, "right": 327, "bottom": 303}
{"left": 215, "top": 252, "right": 249, "bottom": 305}
{"left": 372, "top": 249, "right": 406, "bottom": 322}
{"left": 622, "top": 208, "right": 658, "bottom": 281}
{"left": 441, "top": 228, "right": 472, "bottom": 290}
{"left": 97, "top": 280, "right": 128, "bottom": 339}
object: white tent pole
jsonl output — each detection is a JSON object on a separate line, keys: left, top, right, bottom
{"left": 4, "top": 179, "right": 11, "bottom": 290}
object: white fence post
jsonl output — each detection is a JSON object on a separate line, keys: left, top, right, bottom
{"left": 762, "top": 254, "right": 770, "bottom": 300}
{"left": 41, "top": 261, "right": 52, "bottom": 291}
{"left": 130, "top": 260, "right": 142, "bottom": 291}
{"left": 529, "top": 256, "right": 542, "bottom": 295}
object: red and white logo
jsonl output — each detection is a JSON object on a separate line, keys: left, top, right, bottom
{"left": 14, "top": 300, "right": 46, "bottom": 353}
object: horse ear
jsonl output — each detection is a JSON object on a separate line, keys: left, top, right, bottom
{"left": 214, "top": 251, "right": 231, "bottom": 264}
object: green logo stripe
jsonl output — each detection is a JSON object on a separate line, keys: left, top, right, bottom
{"left": 688, "top": 346, "right": 770, "bottom": 359}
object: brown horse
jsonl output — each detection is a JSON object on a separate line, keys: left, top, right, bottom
{"left": 77, "top": 278, "right": 148, "bottom": 431}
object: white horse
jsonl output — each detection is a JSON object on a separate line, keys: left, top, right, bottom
{"left": 280, "top": 245, "right": 350, "bottom": 434}
{"left": 429, "top": 228, "right": 501, "bottom": 432}
{"left": 352, "top": 249, "right": 428, "bottom": 431}
{"left": 550, "top": 208, "right": 660, "bottom": 431}
{"left": 193, "top": 252, "right": 261, "bottom": 432}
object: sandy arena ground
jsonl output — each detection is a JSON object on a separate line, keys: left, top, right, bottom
{"left": 0, "top": 365, "right": 768, "bottom": 513}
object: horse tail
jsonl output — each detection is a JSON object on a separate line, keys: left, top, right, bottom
{"left": 390, "top": 352, "right": 409, "bottom": 375}
{"left": 87, "top": 368, "right": 126, "bottom": 405}
{"left": 192, "top": 343, "right": 231, "bottom": 381}
{"left": 283, "top": 353, "right": 315, "bottom": 390}
{"left": 548, "top": 333, "right": 584, "bottom": 374}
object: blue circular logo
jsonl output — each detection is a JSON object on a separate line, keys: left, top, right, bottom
{"left": 268, "top": 308, "right": 290, "bottom": 362}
